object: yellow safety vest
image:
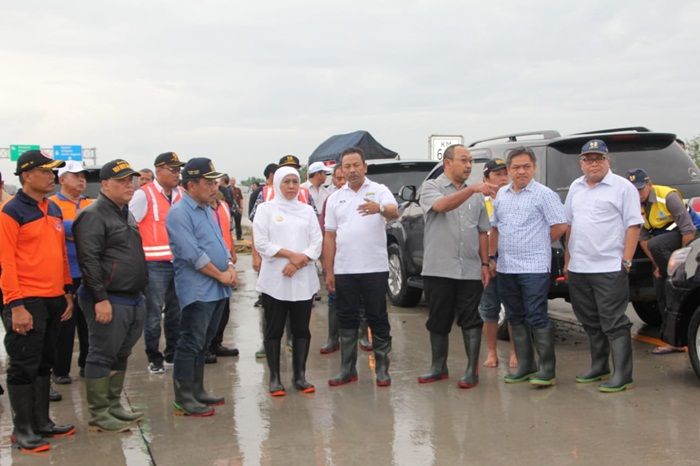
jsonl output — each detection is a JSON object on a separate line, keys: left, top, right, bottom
{"left": 485, "top": 196, "right": 494, "bottom": 219}
{"left": 644, "top": 185, "right": 680, "bottom": 230}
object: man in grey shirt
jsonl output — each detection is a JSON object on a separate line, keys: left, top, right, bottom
{"left": 417, "top": 144, "right": 492, "bottom": 389}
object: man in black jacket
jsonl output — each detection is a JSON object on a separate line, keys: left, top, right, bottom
{"left": 73, "top": 159, "right": 148, "bottom": 432}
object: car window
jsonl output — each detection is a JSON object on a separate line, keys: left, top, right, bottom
{"left": 367, "top": 162, "right": 437, "bottom": 199}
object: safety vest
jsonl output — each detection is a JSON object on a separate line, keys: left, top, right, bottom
{"left": 644, "top": 184, "right": 680, "bottom": 231}
{"left": 214, "top": 200, "right": 233, "bottom": 252}
{"left": 138, "top": 182, "right": 184, "bottom": 261}
{"left": 485, "top": 196, "right": 494, "bottom": 219}
{"left": 262, "top": 185, "right": 310, "bottom": 204}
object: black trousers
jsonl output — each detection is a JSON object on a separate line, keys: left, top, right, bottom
{"left": 232, "top": 211, "right": 243, "bottom": 240}
{"left": 210, "top": 298, "right": 231, "bottom": 349}
{"left": 335, "top": 272, "right": 391, "bottom": 340}
{"left": 424, "top": 276, "right": 483, "bottom": 334}
{"left": 262, "top": 294, "right": 312, "bottom": 340}
{"left": 54, "top": 277, "right": 90, "bottom": 376}
{"left": 2, "top": 296, "right": 66, "bottom": 385}
{"left": 569, "top": 271, "right": 632, "bottom": 340}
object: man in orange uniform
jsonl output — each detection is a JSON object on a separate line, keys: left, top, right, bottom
{"left": 0, "top": 150, "right": 76, "bottom": 453}
{"left": 130, "top": 152, "right": 186, "bottom": 374}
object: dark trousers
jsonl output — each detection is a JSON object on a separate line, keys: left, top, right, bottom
{"left": 173, "top": 299, "right": 225, "bottom": 382}
{"left": 210, "top": 298, "right": 232, "bottom": 349}
{"left": 648, "top": 230, "right": 685, "bottom": 314}
{"left": 54, "top": 277, "right": 89, "bottom": 377}
{"left": 262, "top": 294, "right": 312, "bottom": 340}
{"left": 143, "top": 261, "right": 181, "bottom": 365}
{"left": 232, "top": 211, "right": 243, "bottom": 240}
{"left": 335, "top": 272, "right": 391, "bottom": 340}
{"left": 2, "top": 296, "right": 66, "bottom": 385}
{"left": 79, "top": 289, "right": 146, "bottom": 379}
{"left": 424, "top": 276, "right": 483, "bottom": 334}
{"left": 497, "top": 273, "right": 550, "bottom": 329}
{"left": 569, "top": 271, "right": 632, "bottom": 339}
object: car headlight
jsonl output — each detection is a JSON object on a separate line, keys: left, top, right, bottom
{"left": 668, "top": 246, "right": 692, "bottom": 278}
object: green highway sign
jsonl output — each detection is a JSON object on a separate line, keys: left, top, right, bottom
{"left": 10, "top": 144, "right": 40, "bottom": 161}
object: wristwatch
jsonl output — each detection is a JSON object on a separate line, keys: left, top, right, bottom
{"left": 622, "top": 259, "right": 632, "bottom": 269}
{"left": 379, "top": 204, "right": 385, "bottom": 215}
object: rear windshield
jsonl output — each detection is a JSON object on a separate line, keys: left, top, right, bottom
{"left": 547, "top": 135, "right": 700, "bottom": 199}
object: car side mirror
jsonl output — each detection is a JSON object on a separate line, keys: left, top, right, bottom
{"left": 399, "top": 185, "right": 418, "bottom": 203}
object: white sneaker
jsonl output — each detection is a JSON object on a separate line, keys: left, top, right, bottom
{"left": 148, "top": 362, "right": 165, "bottom": 374}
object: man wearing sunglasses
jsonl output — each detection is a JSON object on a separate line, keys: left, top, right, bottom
{"left": 130, "top": 152, "right": 186, "bottom": 375}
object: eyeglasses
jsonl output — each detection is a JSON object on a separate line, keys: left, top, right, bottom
{"left": 162, "top": 166, "right": 181, "bottom": 174}
{"left": 580, "top": 156, "right": 607, "bottom": 165}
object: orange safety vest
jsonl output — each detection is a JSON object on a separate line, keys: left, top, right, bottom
{"left": 262, "top": 185, "right": 310, "bottom": 204}
{"left": 138, "top": 182, "right": 184, "bottom": 261}
{"left": 214, "top": 200, "right": 233, "bottom": 252}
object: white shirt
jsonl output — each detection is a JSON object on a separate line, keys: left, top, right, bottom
{"left": 565, "top": 170, "right": 643, "bottom": 273}
{"left": 253, "top": 201, "right": 322, "bottom": 301}
{"left": 129, "top": 179, "right": 182, "bottom": 223}
{"left": 324, "top": 177, "right": 397, "bottom": 274}
{"left": 303, "top": 182, "right": 331, "bottom": 215}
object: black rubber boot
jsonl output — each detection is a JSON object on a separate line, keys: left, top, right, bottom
{"left": 173, "top": 379, "right": 215, "bottom": 416}
{"left": 373, "top": 335, "right": 392, "bottom": 387}
{"left": 504, "top": 324, "right": 537, "bottom": 383}
{"left": 417, "top": 333, "right": 449, "bottom": 383}
{"left": 328, "top": 328, "right": 359, "bottom": 386}
{"left": 529, "top": 326, "right": 556, "bottom": 387}
{"left": 292, "top": 338, "right": 315, "bottom": 393}
{"left": 264, "top": 339, "right": 286, "bottom": 396}
{"left": 193, "top": 363, "right": 225, "bottom": 406}
{"left": 32, "top": 375, "right": 76, "bottom": 438}
{"left": 320, "top": 299, "right": 340, "bottom": 355}
{"left": 8, "top": 384, "right": 50, "bottom": 452}
{"left": 358, "top": 316, "right": 373, "bottom": 351}
{"left": 576, "top": 330, "right": 611, "bottom": 383}
{"left": 458, "top": 327, "right": 481, "bottom": 389}
{"left": 599, "top": 333, "right": 634, "bottom": 393}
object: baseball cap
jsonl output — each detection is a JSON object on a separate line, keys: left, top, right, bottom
{"left": 278, "top": 155, "right": 301, "bottom": 168}
{"left": 483, "top": 158, "right": 507, "bottom": 176}
{"left": 15, "top": 150, "right": 65, "bottom": 176}
{"left": 100, "top": 159, "right": 140, "bottom": 180}
{"left": 308, "top": 161, "right": 330, "bottom": 175}
{"left": 182, "top": 157, "right": 224, "bottom": 180}
{"left": 57, "top": 160, "right": 87, "bottom": 177}
{"left": 626, "top": 168, "right": 650, "bottom": 189}
{"left": 154, "top": 152, "right": 186, "bottom": 167}
{"left": 580, "top": 139, "right": 609, "bottom": 156}
{"left": 263, "top": 163, "right": 278, "bottom": 178}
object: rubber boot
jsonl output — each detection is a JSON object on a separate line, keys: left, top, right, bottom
{"left": 292, "top": 338, "right": 315, "bottom": 393}
{"left": 173, "top": 379, "right": 215, "bottom": 416}
{"left": 358, "top": 316, "right": 373, "bottom": 352}
{"left": 8, "top": 384, "right": 50, "bottom": 452}
{"left": 265, "top": 339, "right": 286, "bottom": 396}
{"left": 320, "top": 299, "right": 340, "bottom": 355}
{"left": 86, "top": 377, "right": 133, "bottom": 431}
{"left": 529, "top": 326, "right": 556, "bottom": 387}
{"left": 107, "top": 371, "right": 143, "bottom": 422}
{"left": 417, "top": 333, "right": 449, "bottom": 383}
{"left": 32, "top": 375, "right": 76, "bottom": 437}
{"left": 504, "top": 324, "right": 537, "bottom": 383}
{"left": 458, "top": 327, "right": 481, "bottom": 389}
{"left": 193, "top": 363, "right": 225, "bottom": 406}
{"left": 373, "top": 335, "right": 392, "bottom": 387}
{"left": 576, "top": 330, "right": 611, "bottom": 383}
{"left": 599, "top": 333, "right": 634, "bottom": 393}
{"left": 328, "top": 328, "right": 359, "bottom": 386}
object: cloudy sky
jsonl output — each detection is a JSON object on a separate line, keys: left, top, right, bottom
{"left": 1, "top": 0, "right": 698, "bottom": 182}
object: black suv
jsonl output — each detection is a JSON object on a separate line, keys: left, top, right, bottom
{"left": 385, "top": 127, "right": 700, "bottom": 326}
{"left": 365, "top": 159, "right": 438, "bottom": 203}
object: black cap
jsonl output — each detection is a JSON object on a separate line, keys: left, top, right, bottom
{"left": 154, "top": 152, "right": 186, "bottom": 167}
{"left": 100, "top": 159, "right": 140, "bottom": 180}
{"left": 15, "top": 150, "right": 65, "bottom": 176}
{"left": 278, "top": 155, "right": 300, "bottom": 168}
{"left": 182, "top": 157, "right": 224, "bottom": 180}
{"left": 626, "top": 168, "right": 650, "bottom": 189}
{"left": 483, "top": 158, "right": 507, "bottom": 176}
{"left": 263, "top": 163, "right": 278, "bottom": 178}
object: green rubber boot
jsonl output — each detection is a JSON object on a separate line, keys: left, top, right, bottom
{"left": 108, "top": 372, "right": 143, "bottom": 422}
{"left": 599, "top": 333, "right": 633, "bottom": 393}
{"left": 504, "top": 324, "right": 537, "bottom": 384}
{"left": 529, "top": 326, "right": 556, "bottom": 387}
{"left": 576, "top": 330, "right": 611, "bottom": 383}
{"left": 86, "top": 377, "right": 132, "bottom": 432}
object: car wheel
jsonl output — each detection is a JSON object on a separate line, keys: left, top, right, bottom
{"left": 687, "top": 306, "right": 700, "bottom": 379}
{"left": 632, "top": 300, "right": 663, "bottom": 327}
{"left": 387, "top": 243, "right": 422, "bottom": 307}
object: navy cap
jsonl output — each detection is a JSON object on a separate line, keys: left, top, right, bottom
{"left": 580, "top": 139, "right": 609, "bottom": 156}
{"left": 278, "top": 155, "right": 300, "bottom": 168}
{"left": 263, "top": 163, "right": 278, "bottom": 178}
{"left": 626, "top": 168, "right": 650, "bottom": 189}
{"left": 154, "top": 152, "right": 186, "bottom": 167}
{"left": 100, "top": 159, "right": 140, "bottom": 180}
{"left": 15, "top": 150, "right": 65, "bottom": 176}
{"left": 182, "top": 157, "right": 224, "bottom": 180}
{"left": 483, "top": 158, "right": 507, "bottom": 176}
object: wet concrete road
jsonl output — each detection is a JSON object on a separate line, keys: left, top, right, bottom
{"left": 1, "top": 253, "right": 699, "bottom": 465}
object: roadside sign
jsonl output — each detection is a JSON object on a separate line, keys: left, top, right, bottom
{"left": 10, "top": 144, "right": 40, "bottom": 161}
{"left": 53, "top": 145, "right": 83, "bottom": 161}
{"left": 429, "top": 135, "right": 464, "bottom": 161}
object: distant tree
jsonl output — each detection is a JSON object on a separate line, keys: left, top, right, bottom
{"left": 686, "top": 135, "right": 700, "bottom": 166}
{"left": 241, "top": 176, "right": 264, "bottom": 187}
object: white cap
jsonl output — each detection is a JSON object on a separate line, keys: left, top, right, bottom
{"left": 57, "top": 160, "right": 87, "bottom": 177}
{"left": 308, "top": 161, "right": 330, "bottom": 175}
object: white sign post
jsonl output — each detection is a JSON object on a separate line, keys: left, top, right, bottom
{"left": 429, "top": 135, "right": 464, "bottom": 161}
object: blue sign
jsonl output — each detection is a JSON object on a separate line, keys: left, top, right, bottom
{"left": 53, "top": 145, "right": 83, "bottom": 161}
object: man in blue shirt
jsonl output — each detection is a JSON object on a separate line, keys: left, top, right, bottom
{"left": 167, "top": 158, "right": 238, "bottom": 417}
{"left": 490, "top": 147, "right": 568, "bottom": 387}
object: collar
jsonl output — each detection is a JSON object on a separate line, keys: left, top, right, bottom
{"left": 506, "top": 179, "right": 536, "bottom": 193}
{"left": 17, "top": 189, "right": 46, "bottom": 206}
{"left": 56, "top": 191, "right": 88, "bottom": 203}
{"left": 343, "top": 177, "right": 371, "bottom": 192}
{"left": 182, "top": 191, "right": 208, "bottom": 210}
{"left": 438, "top": 173, "right": 465, "bottom": 189}
{"left": 97, "top": 192, "right": 129, "bottom": 218}
{"left": 645, "top": 187, "right": 658, "bottom": 205}
{"left": 574, "top": 169, "right": 615, "bottom": 189}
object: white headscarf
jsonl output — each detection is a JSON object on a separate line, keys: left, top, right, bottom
{"left": 270, "top": 166, "right": 307, "bottom": 216}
